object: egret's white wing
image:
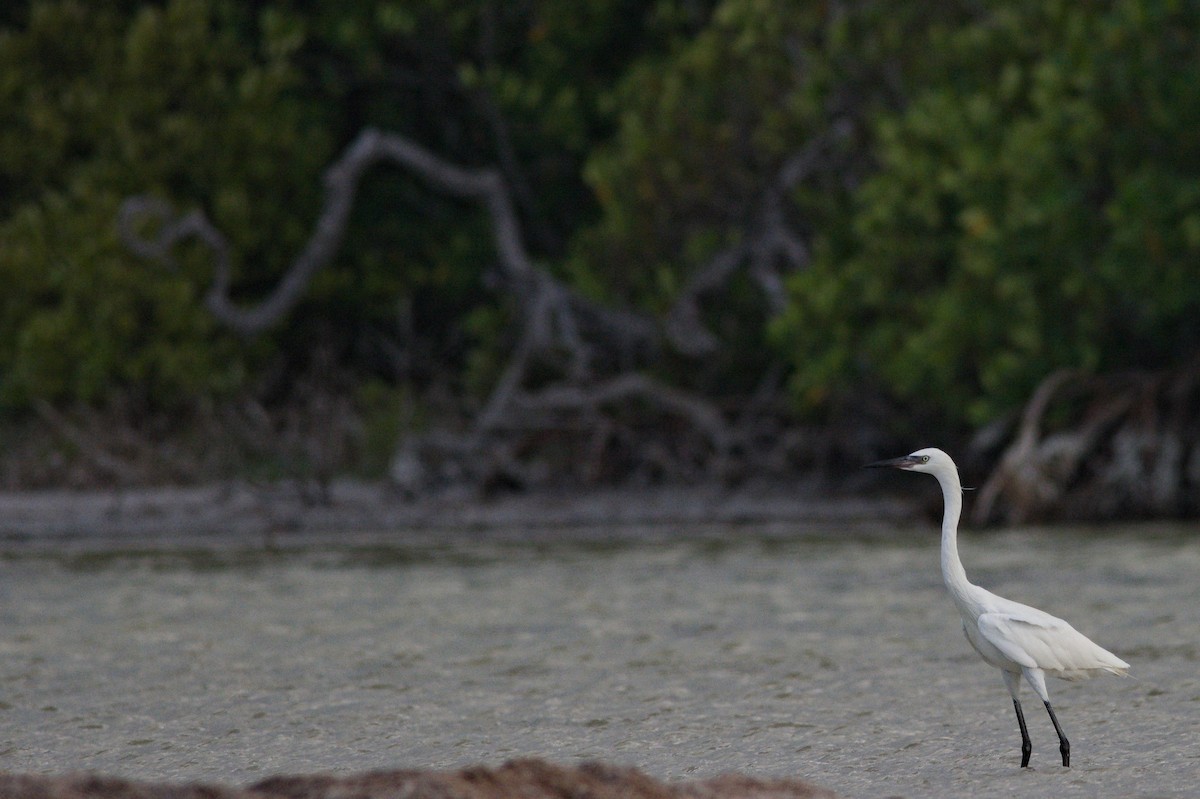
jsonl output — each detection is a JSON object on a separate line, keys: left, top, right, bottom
{"left": 976, "top": 612, "right": 1043, "bottom": 670}
{"left": 977, "top": 610, "right": 1128, "bottom": 679}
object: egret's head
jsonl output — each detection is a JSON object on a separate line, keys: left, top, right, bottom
{"left": 865, "top": 447, "right": 953, "bottom": 475}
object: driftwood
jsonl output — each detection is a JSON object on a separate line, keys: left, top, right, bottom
{"left": 119, "top": 128, "right": 818, "bottom": 491}
{"left": 972, "top": 362, "right": 1200, "bottom": 524}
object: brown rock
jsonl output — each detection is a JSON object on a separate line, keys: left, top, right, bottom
{"left": 0, "top": 772, "right": 243, "bottom": 799}
{"left": 0, "top": 759, "right": 839, "bottom": 799}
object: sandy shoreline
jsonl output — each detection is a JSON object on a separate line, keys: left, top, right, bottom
{"left": 0, "top": 479, "right": 916, "bottom": 551}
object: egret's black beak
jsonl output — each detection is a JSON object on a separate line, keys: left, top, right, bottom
{"left": 865, "top": 455, "right": 920, "bottom": 470}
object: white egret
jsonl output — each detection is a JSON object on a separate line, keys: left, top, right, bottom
{"left": 867, "top": 447, "right": 1129, "bottom": 768}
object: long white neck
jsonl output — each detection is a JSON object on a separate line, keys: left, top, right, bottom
{"left": 934, "top": 464, "right": 977, "bottom": 612}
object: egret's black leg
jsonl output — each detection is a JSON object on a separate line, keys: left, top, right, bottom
{"left": 1013, "top": 699, "right": 1032, "bottom": 768}
{"left": 1043, "top": 701, "right": 1070, "bottom": 767}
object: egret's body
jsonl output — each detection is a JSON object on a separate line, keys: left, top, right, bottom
{"left": 868, "top": 448, "right": 1128, "bottom": 767}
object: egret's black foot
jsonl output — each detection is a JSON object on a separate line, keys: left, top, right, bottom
{"left": 1013, "top": 699, "right": 1032, "bottom": 768}
{"left": 1044, "top": 701, "right": 1070, "bottom": 768}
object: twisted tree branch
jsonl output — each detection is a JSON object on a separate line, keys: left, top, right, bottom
{"left": 663, "top": 125, "right": 847, "bottom": 355}
{"left": 119, "top": 126, "right": 834, "bottom": 490}
{"left": 120, "top": 129, "right": 655, "bottom": 352}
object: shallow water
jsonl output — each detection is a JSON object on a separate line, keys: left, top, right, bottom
{"left": 1, "top": 522, "right": 1198, "bottom": 798}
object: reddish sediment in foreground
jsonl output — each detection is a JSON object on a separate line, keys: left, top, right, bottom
{"left": 0, "top": 758, "right": 839, "bottom": 799}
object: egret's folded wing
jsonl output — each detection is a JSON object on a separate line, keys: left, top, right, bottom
{"left": 976, "top": 612, "right": 1058, "bottom": 671}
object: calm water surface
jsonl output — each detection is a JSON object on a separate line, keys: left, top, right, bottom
{"left": 1, "top": 521, "right": 1198, "bottom": 798}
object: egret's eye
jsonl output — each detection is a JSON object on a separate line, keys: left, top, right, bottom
{"left": 921, "top": 455, "right": 931, "bottom": 463}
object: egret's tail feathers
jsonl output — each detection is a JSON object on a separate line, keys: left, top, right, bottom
{"left": 1090, "top": 650, "right": 1130, "bottom": 678}
{"left": 1054, "top": 646, "right": 1129, "bottom": 681}
{"left": 1101, "top": 648, "right": 1131, "bottom": 675}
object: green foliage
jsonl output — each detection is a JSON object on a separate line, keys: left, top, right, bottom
{"left": 0, "top": 0, "right": 717, "bottom": 415}
{"left": 0, "top": 0, "right": 327, "bottom": 407}
{"left": 4, "top": 0, "right": 1200, "bottom": 447}
{"left": 564, "top": 0, "right": 962, "bottom": 395}
{"left": 774, "top": 0, "right": 1200, "bottom": 424}
{"left": 0, "top": 190, "right": 244, "bottom": 406}
{"left": 569, "top": 0, "right": 828, "bottom": 309}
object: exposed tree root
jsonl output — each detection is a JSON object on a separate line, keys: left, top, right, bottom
{"left": 972, "top": 362, "right": 1200, "bottom": 524}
